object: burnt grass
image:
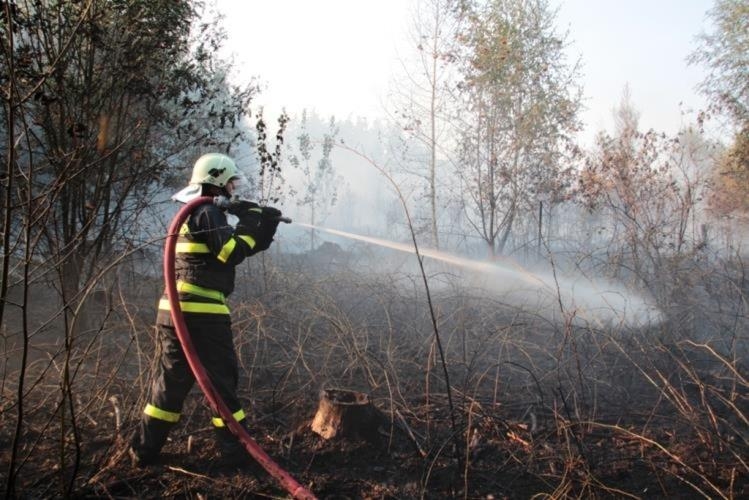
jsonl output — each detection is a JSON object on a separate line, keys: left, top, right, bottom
{"left": 1, "top": 251, "right": 748, "bottom": 499}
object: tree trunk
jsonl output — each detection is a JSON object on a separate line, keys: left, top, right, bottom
{"left": 310, "top": 388, "right": 385, "bottom": 443}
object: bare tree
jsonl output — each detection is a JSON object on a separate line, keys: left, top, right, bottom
{"left": 391, "top": 0, "right": 462, "bottom": 249}
{"left": 576, "top": 90, "right": 716, "bottom": 294}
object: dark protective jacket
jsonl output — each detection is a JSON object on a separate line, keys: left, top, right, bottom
{"left": 156, "top": 202, "right": 268, "bottom": 324}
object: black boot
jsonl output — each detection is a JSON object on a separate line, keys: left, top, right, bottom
{"left": 129, "top": 417, "right": 174, "bottom": 467}
{"left": 215, "top": 426, "right": 243, "bottom": 456}
{"left": 214, "top": 422, "right": 254, "bottom": 469}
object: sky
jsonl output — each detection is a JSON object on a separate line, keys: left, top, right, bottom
{"left": 217, "top": 0, "right": 410, "bottom": 120}
{"left": 216, "top": 0, "right": 715, "bottom": 143}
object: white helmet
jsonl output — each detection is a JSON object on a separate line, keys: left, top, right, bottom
{"left": 190, "top": 153, "right": 239, "bottom": 187}
{"left": 172, "top": 153, "right": 245, "bottom": 203}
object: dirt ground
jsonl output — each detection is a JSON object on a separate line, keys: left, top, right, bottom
{"left": 2, "top": 268, "right": 747, "bottom": 499}
{"left": 7, "top": 390, "right": 743, "bottom": 500}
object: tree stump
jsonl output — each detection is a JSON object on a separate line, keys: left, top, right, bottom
{"left": 310, "top": 388, "right": 384, "bottom": 443}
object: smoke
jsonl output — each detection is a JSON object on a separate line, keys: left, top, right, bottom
{"left": 298, "top": 222, "right": 664, "bottom": 329}
{"left": 459, "top": 264, "right": 664, "bottom": 329}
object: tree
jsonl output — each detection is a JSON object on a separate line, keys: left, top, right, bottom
{"left": 391, "top": 0, "right": 462, "bottom": 249}
{"left": 289, "top": 110, "right": 340, "bottom": 250}
{"left": 576, "top": 91, "right": 714, "bottom": 288}
{"left": 1, "top": 1, "right": 256, "bottom": 295}
{"left": 689, "top": 0, "right": 749, "bottom": 214}
{"left": 708, "top": 127, "right": 749, "bottom": 214}
{"left": 255, "top": 108, "right": 290, "bottom": 205}
{"left": 453, "top": 0, "right": 582, "bottom": 255}
{"left": 0, "top": 1, "right": 256, "bottom": 495}
{"left": 689, "top": 0, "right": 749, "bottom": 127}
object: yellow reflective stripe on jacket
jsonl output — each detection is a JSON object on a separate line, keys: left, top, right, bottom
{"left": 158, "top": 299, "right": 230, "bottom": 315}
{"left": 212, "top": 409, "right": 246, "bottom": 427}
{"left": 177, "top": 223, "right": 209, "bottom": 253}
{"left": 144, "top": 403, "right": 180, "bottom": 423}
{"left": 176, "top": 281, "right": 225, "bottom": 303}
{"left": 176, "top": 241, "right": 210, "bottom": 253}
{"left": 217, "top": 237, "right": 237, "bottom": 263}
{"left": 237, "top": 234, "right": 256, "bottom": 249}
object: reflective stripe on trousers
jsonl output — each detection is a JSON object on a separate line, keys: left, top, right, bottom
{"left": 211, "top": 408, "right": 246, "bottom": 427}
{"left": 143, "top": 403, "right": 180, "bottom": 423}
{"left": 143, "top": 403, "right": 248, "bottom": 427}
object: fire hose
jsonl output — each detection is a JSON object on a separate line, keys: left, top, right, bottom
{"left": 164, "top": 196, "right": 316, "bottom": 500}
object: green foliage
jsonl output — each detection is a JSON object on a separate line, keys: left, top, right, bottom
{"left": 709, "top": 126, "right": 749, "bottom": 214}
{"left": 689, "top": 0, "right": 749, "bottom": 126}
{"left": 0, "top": 0, "right": 256, "bottom": 287}
{"left": 454, "top": 0, "right": 583, "bottom": 253}
{"left": 690, "top": 0, "right": 749, "bottom": 216}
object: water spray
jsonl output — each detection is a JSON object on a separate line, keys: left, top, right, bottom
{"left": 297, "top": 222, "right": 547, "bottom": 288}
{"left": 293, "top": 222, "right": 663, "bottom": 328}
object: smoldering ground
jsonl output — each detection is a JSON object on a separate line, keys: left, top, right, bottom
{"left": 2, "top": 225, "right": 746, "bottom": 498}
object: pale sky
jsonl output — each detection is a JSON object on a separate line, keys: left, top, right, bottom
{"left": 218, "top": 0, "right": 409, "bottom": 119}
{"left": 217, "top": 0, "right": 714, "bottom": 142}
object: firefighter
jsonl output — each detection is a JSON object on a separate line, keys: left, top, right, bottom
{"left": 129, "top": 152, "right": 281, "bottom": 467}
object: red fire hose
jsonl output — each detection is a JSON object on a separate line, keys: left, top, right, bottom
{"left": 164, "top": 196, "right": 316, "bottom": 500}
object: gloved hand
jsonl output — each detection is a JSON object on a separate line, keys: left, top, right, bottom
{"left": 235, "top": 209, "right": 263, "bottom": 234}
{"left": 233, "top": 197, "right": 261, "bottom": 230}
{"left": 258, "top": 206, "right": 281, "bottom": 237}
{"left": 227, "top": 199, "right": 259, "bottom": 217}
{"left": 260, "top": 206, "right": 282, "bottom": 220}
{"left": 259, "top": 206, "right": 282, "bottom": 232}
{"left": 235, "top": 205, "right": 281, "bottom": 251}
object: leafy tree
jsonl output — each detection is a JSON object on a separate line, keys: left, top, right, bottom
{"left": 1, "top": 1, "right": 256, "bottom": 294}
{"left": 689, "top": 0, "right": 749, "bottom": 127}
{"left": 708, "top": 127, "right": 749, "bottom": 214}
{"left": 453, "top": 0, "right": 582, "bottom": 255}
{"left": 0, "top": 1, "right": 256, "bottom": 495}
{"left": 689, "top": 0, "right": 749, "bottom": 215}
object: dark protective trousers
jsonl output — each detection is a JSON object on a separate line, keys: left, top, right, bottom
{"left": 131, "top": 312, "right": 245, "bottom": 459}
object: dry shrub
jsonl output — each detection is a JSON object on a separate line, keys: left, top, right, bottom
{"left": 1, "top": 247, "right": 746, "bottom": 498}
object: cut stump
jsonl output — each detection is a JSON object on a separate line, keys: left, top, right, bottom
{"left": 310, "top": 388, "right": 384, "bottom": 442}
